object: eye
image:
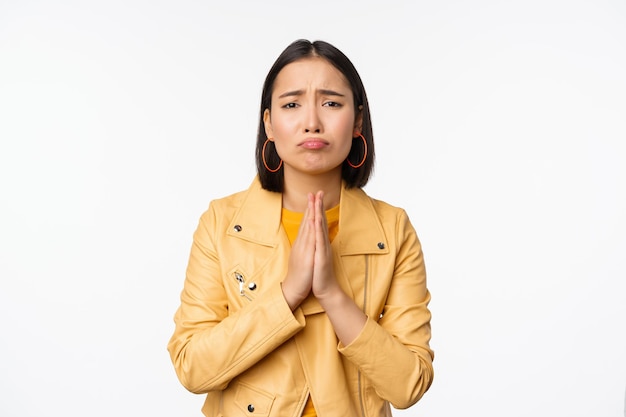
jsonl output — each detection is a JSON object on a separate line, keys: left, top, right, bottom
{"left": 323, "top": 101, "right": 342, "bottom": 108}
{"left": 282, "top": 102, "right": 298, "bottom": 109}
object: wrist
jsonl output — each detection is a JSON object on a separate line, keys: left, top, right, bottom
{"left": 281, "top": 281, "right": 307, "bottom": 311}
{"left": 315, "top": 283, "right": 345, "bottom": 309}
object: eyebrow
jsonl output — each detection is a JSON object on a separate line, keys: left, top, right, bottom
{"left": 277, "top": 89, "right": 346, "bottom": 99}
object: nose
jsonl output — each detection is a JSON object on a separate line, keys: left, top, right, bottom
{"left": 304, "top": 105, "right": 322, "bottom": 133}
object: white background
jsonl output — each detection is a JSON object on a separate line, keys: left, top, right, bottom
{"left": 1, "top": 1, "right": 625, "bottom": 416}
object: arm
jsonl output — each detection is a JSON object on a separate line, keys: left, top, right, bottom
{"left": 167, "top": 203, "right": 305, "bottom": 394}
{"left": 338, "top": 210, "right": 434, "bottom": 409}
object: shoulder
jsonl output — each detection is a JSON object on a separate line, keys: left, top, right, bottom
{"left": 356, "top": 189, "right": 410, "bottom": 223}
{"left": 360, "top": 193, "right": 424, "bottom": 255}
{"left": 208, "top": 187, "right": 250, "bottom": 214}
{"left": 343, "top": 186, "right": 416, "bottom": 239}
{"left": 370, "top": 196, "right": 405, "bottom": 216}
{"left": 359, "top": 190, "right": 419, "bottom": 240}
{"left": 197, "top": 177, "right": 282, "bottom": 240}
{"left": 194, "top": 181, "right": 254, "bottom": 230}
{"left": 203, "top": 177, "right": 266, "bottom": 216}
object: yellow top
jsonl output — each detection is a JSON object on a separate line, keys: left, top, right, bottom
{"left": 301, "top": 396, "right": 317, "bottom": 417}
{"left": 281, "top": 204, "right": 339, "bottom": 246}
{"left": 281, "top": 204, "right": 340, "bottom": 417}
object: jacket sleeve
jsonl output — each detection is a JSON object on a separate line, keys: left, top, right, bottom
{"left": 338, "top": 209, "right": 434, "bottom": 409}
{"left": 167, "top": 202, "right": 305, "bottom": 394}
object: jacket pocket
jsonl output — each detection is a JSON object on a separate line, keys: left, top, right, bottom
{"left": 233, "top": 380, "right": 275, "bottom": 416}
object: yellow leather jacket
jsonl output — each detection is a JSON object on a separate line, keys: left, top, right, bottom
{"left": 168, "top": 177, "right": 434, "bottom": 417}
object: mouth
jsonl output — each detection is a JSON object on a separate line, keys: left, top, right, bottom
{"left": 299, "top": 138, "right": 329, "bottom": 150}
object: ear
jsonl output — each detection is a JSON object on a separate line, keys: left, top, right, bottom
{"left": 263, "top": 109, "right": 273, "bottom": 139}
{"left": 353, "top": 105, "right": 364, "bottom": 136}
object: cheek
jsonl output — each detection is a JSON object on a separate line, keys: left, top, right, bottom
{"left": 336, "top": 125, "right": 355, "bottom": 156}
{"left": 271, "top": 116, "right": 297, "bottom": 138}
{"left": 337, "top": 114, "right": 357, "bottom": 139}
{"left": 340, "top": 136, "right": 354, "bottom": 158}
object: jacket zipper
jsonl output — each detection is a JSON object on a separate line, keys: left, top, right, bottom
{"left": 358, "top": 254, "right": 369, "bottom": 417}
{"left": 234, "top": 271, "right": 251, "bottom": 300}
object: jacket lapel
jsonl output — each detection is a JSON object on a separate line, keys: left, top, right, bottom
{"left": 226, "top": 177, "right": 283, "bottom": 248}
{"left": 335, "top": 185, "right": 389, "bottom": 256}
{"left": 225, "top": 177, "right": 389, "bottom": 255}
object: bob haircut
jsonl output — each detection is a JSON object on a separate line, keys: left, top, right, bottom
{"left": 255, "top": 39, "right": 375, "bottom": 192}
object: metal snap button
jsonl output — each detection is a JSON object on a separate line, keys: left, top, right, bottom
{"left": 247, "top": 404, "right": 255, "bottom": 412}
{"left": 234, "top": 225, "right": 242, "bottom": 232}
{"left": 248, "top": 282, "right": 257, "bottom": 291}
{"left": 377, "top": 242, "right": 385, "bottom": 249}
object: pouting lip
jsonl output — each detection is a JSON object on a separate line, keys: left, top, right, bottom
{"left": 298, "top": 138, "right": 330, "bottom": 146}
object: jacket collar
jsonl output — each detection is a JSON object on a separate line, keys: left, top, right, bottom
{"left": 227, "top": 177, "right": 389, "bottom": 256}
{"left": 336, "top": 181, "right": 389, "bottom": 256}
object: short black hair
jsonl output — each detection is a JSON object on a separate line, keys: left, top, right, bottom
{"left": 255, "top": 39, "right": 375, "bottom": 192}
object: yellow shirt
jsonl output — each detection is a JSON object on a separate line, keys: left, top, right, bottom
{"left": 281, "top": 204, "right": 340, "bottom": 417}
{"left": 281, "top": 205, "right": 339, "bottom": 245}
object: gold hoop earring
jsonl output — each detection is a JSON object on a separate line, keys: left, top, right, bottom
{"left": 262, "top": 138, "right": 283, "bottom": 173}
{"left": 347, "top": 134, "right": 367, "bottom": 169}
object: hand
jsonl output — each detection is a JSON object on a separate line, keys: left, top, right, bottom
{"left": 282, "top": 191, "right": 366, "bottom": 345}
{"left": 311, "top": 191, "right": 341, "bottom": 300}
{"left": 310, "top": 191, "right": 367, "bottom": 346}
{"left": 281, "top": 193, "right": 315, "bottom": 310}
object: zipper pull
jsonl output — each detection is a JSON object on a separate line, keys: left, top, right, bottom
{"left": 235, "top": 272, "right": 245, "bottom": 296}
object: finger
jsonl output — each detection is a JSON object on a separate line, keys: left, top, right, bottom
{"left": 314, "top": 193, "right": 330, "bottom": 254}
{"left": 316, "top": 191, "right": 330, "bottom": 241}
{"left": 295, "top": 193, "right": 313, "bottom": 235}
{"left": 307, "top": 192, "right": 316, "bottom": 233}
{"left": 314, "top": 191, "right": 323, "bottom": 234}
{"left": 302, "top": 193, "right": 317, "bottom": 247}
{"left": 290, "top": 194, "right": 316, "bottom": 271}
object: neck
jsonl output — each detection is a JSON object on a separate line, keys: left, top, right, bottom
{"left": 282, "top": 168, "right": 342, "bottom": 212}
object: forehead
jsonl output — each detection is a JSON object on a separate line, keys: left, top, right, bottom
{"left": 273, "top": 57, "right": 351, "bottom": 93}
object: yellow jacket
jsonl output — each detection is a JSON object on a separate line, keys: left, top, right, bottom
{"left": 168, "top": 177, "right": 434, "bottom": 417}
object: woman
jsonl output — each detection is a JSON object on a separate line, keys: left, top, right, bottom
{"left": 168, "top": 39, "right": 434, "bottom": 417}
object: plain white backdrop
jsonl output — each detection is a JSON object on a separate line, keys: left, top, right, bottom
{"left": 1, "top": 0, "right": 625, "bottom": 416}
